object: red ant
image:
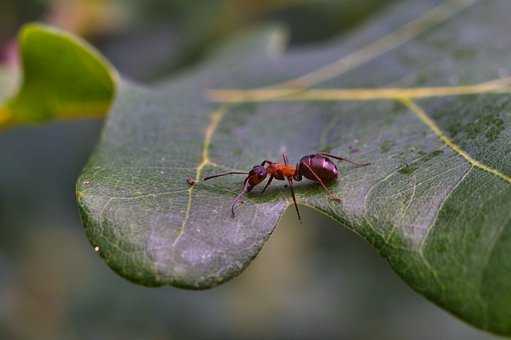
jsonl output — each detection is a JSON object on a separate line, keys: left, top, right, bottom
{"left": 187, "top": 152, "right": 370, "bottom": 220}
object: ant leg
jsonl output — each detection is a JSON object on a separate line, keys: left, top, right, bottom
{"left": 261, "top": 176, "right": 274, "bottom": 193}
{"left": 282, "top": 152, "right": 289, "bottom": 165}
{"left": 286, "top": 176, "right": 302, "bottom": 221}
{"left": 261, "top": 160, "right": 274, "bottom": 166}
{"left": 279, "top": 153, "right": 302, "bottom": 220}
{"left": 302, "top": 162, "right": 342, "bottom": 203}
{"left": 319, "top": 152, "right": 370, "bottom": 167}
{"left": 231, "top": 178, "right": 249, "bottom": 217}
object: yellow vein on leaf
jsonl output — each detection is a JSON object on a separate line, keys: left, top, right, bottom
{"left": 174, "top": 105, "right": 228, "bottom": 246}
{"left": 208, "top": 77, "right": 511, "bottom": 103}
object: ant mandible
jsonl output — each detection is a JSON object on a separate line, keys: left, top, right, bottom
{"left": 187, "top": 152, "right": 370, "bottom": 220}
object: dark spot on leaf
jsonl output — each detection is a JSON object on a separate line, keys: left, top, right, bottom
{"left": 451, "top": 113, "right": 504, "bottom": 142}
{"left": 447, "top": 122, "right": 462, "bottom": 137}
{"left": 380, "top": 140, "right": 394, "bottom": 153}
{"left": 399, "top": 150, "right": 443, "bottom": 175}
{"left": 464, "top": 114, "right": 503, "bottom": 141}
{"left": 423, "top": 149, "right": 444, "bottom": 162}
{"left": 399, "top": 163, "right": 419, "bottom": 175}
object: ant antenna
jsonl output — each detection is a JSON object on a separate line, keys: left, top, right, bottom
{"left": 187, "top": 171, "right": 248, "bottom": 186}
{"left": 186, "top": 171, "right": 251, "bottom": 218}
{"left": 203, "top": 171, "right": 248, "bottom": 181}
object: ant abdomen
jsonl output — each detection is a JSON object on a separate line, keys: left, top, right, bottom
{"left": 298, "top": 154, "right": 339, "bottom": 183}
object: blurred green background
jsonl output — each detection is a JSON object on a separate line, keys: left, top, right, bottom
{"left": 0, "top": 1, "right": 500, "bottom": 339}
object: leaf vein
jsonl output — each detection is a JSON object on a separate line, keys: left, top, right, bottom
{"left": 419, "top": 165, "right": 473, "bottom": 253}
{"left": 208, "top": 77, "right": 511, "bottom": 103}
{"left": 173, "top": 105, "right": 229, "bottom": 247}
{"left": 401, "top": 98, "right": 511, "bottom": 185}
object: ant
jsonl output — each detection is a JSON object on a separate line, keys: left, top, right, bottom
{"left": 187, "top": 152, "right": 370, "bottom": 220}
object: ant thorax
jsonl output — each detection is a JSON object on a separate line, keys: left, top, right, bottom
{"left": 267, "top": 163, "right": 296, "bottom": 180}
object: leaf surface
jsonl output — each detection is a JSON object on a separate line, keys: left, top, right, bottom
{"left": 76, "top": 0, "right": 511, "bottom": 334}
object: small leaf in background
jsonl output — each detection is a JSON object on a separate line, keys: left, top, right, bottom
{"left": 72, "top": 0, "right": 511, "bottom": 335}
{"left": 0, "top": 24, "right": 116, "bottom": 130}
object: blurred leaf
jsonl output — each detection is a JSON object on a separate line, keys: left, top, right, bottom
{"left": 0, "top": 24, "right": 116, "bottom": 129}
{"left": 116, "top": 0, "right": 396, "bottom": 80}
{"left": 76, "top": 0, "right": 511, "bottom": 335}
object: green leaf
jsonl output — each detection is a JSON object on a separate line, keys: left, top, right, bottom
{"left": 0, "top": 24, "right": 116, "bottom": 129}
{"left": 77, "top": 0, "right": 511, "bottom": 335}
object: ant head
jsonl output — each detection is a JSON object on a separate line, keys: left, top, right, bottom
{"left": 246, "top": 165, "right": 268, "bottom": 190}
{"left": 250, "top": 165, "right": 267, "bottom": 178}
